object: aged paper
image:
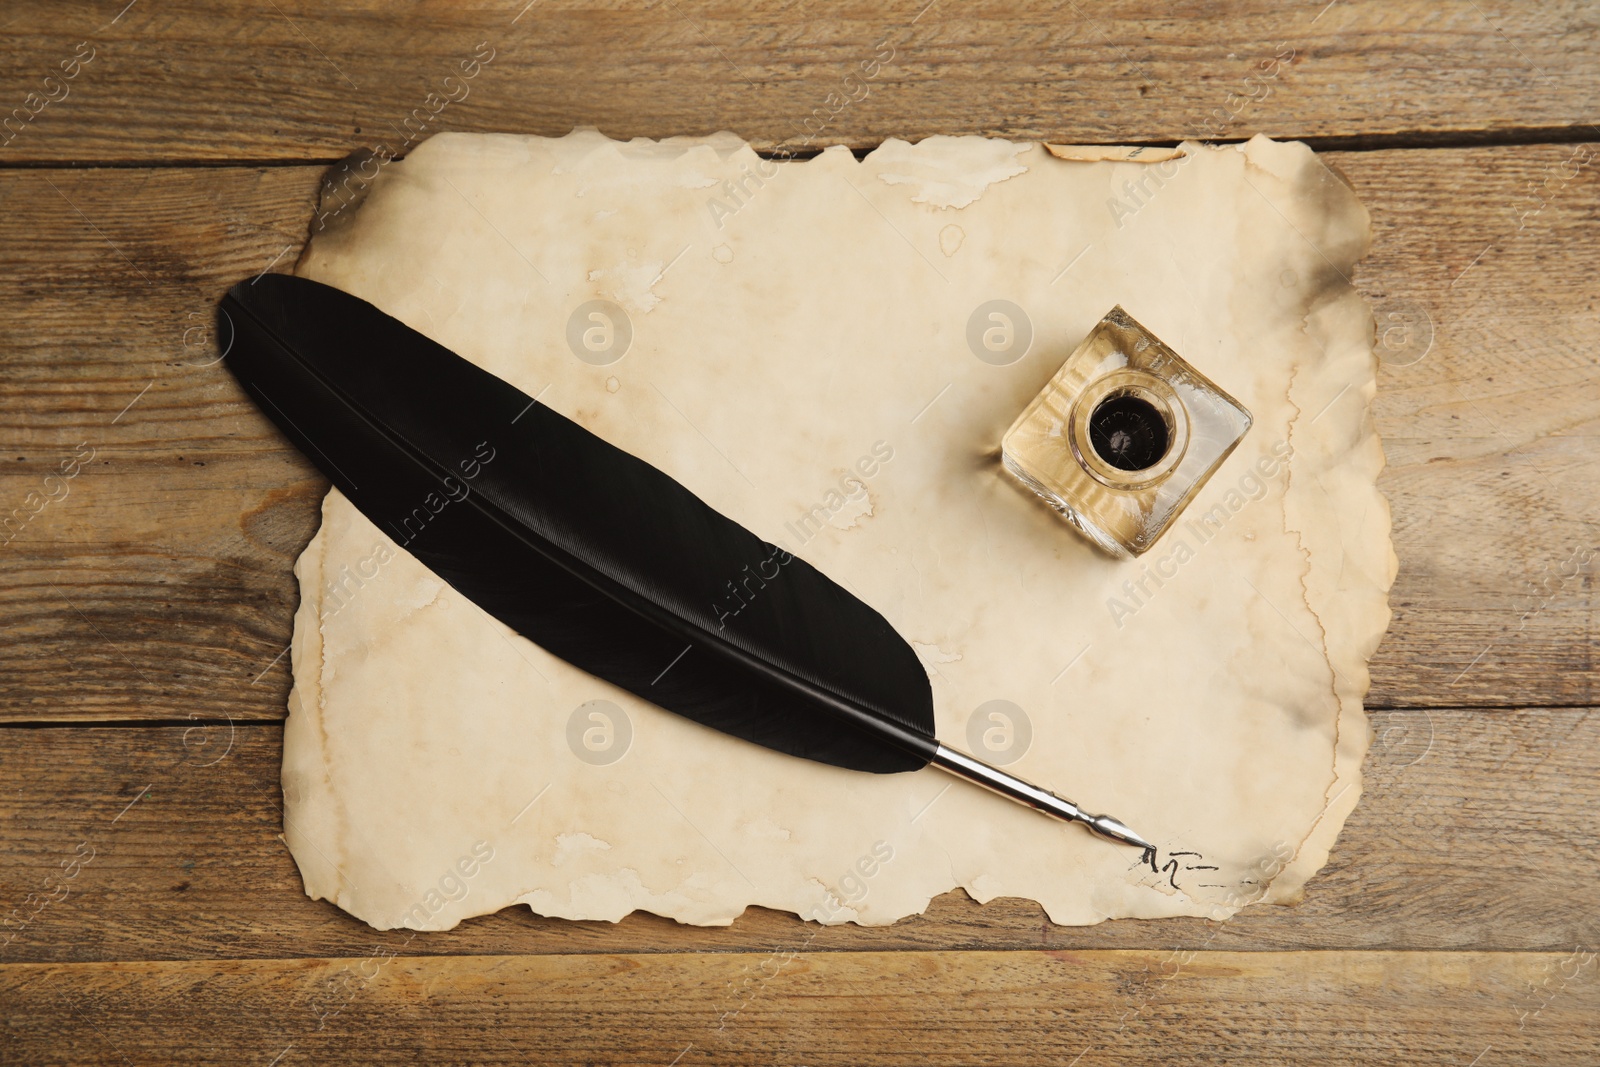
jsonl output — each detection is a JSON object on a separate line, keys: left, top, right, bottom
{"left": 282, "top": 130, "right": 1393, "bottom": 928}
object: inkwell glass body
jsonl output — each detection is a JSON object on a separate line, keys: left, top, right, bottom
{"left": 1001, "top": 306, "right": 1252, "bottom": 557}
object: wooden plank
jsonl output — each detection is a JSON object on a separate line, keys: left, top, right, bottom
{"left": 0, "top": 2, "right": 1597, "bottom": 164}
{"left": 0, "top": 166, "right": 322, "bottom": 721}
{"left": 1, "top": 708, "right": 1595, "bottom": 963}
{"left": 1352, "top": 142, "right": 1600, "bottom": 707}
{"left": 4, "top": 948, "right": 1597, "bottom": 1065}
{"left": 3, "top": 144, "right": 1599, "bottom": 717}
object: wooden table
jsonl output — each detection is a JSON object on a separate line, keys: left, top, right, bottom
{"left": 2, "top": 2, "right": 1597, "bottom": 1063}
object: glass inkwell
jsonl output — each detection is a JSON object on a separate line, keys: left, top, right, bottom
{"left": 1001, "top": 306, "right": 1252, "bottom": 557}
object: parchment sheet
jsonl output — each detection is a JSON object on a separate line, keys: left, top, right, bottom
{"left": 281, "top": 130, "right": 1394, "bottom": 929}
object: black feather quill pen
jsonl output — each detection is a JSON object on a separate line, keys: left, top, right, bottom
{"left": 220, "top": 274, "right": 1151, "bottom": 851}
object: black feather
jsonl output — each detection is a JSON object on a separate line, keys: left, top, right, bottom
{"left": 220, "top": 275, "right": 937, "bottom": 773}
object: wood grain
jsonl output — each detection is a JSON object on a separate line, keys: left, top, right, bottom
{"left": 1353, "top": 141, "right": 1600, "bottom": 706}
{"left": 2, "top": 708, "right": 1595, "bottom": 964}
{"left": 0, "top": 166, "right": 323, "bottom": 721}
{"left": 3, "top": 144, "right": 1599, "bottom": 719}
{"left": 0, "top": 2, "right": 1597, "bottom": 165}
{"left": 5, "top": 948, "right": 1597, "bottom": 1065}
{"left": 1, "top": 5, "right": 1597, "bottom": 1063}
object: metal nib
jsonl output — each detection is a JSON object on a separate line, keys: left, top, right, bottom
{"left": 928, "top": 744, "right": 1156, "bottom": 852}
{"left": 1081, "top": 812, "right": 1155, "bottom": 853}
